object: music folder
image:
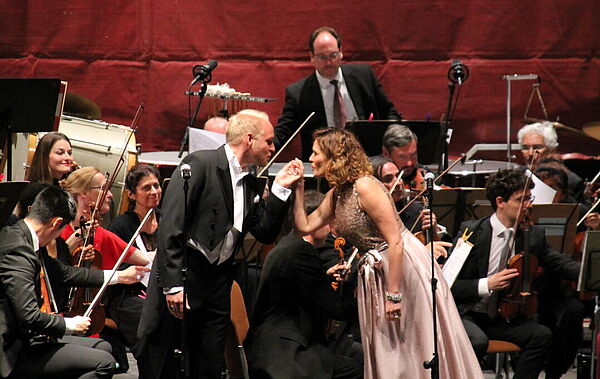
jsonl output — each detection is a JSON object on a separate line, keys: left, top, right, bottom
{"left": 577, "top": 231, "right": 600, "bottom": 293}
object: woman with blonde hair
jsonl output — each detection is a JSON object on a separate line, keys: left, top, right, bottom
{"left": 293, "top": 129, "right": 482, "bottom": 378}
{"left": 59, "top": 166, "right": 151, "bottom": 270}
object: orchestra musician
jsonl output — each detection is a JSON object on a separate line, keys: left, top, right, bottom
{"left": 449, "top": 168, "right": 580, "bottom": 379}
{"left": 106, "top": 163, "right": 162, "bottom": 372}
{"left": 246, "top": 190, "right": 361, "bottom": 379}
{"left": 274, "top": 26, "right": 400, "bottom": 161}
{"left": 27, "top": 132, "right": 75, "bottom": 185}
{"left": 0, "top": 186, "right": 146, "bottom": 378}
{"left": 59, "top": 167, "right": 152, "bottom": 270}
{"left": 517, "top": 121, "right": 585, "bottom": 202}
{"left": 533, "top": 162, "right": 596, "bottom": 378}
{"left": 369, "top": 155, "right": 450, "bottom": 245}
{"left": 136, "top": 109, "right": 302, "bottom": 378}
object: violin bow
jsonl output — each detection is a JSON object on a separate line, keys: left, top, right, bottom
{"left": 96, "top": 104, "right": 144, "bottom": 212}
{"left": 388, "top": 170, "right": 404, "bottom": 195}
{"left": 257, "top": 112, "right": 315, "bottom": 177}
{"left": 398, "top": 154, "right": 466, "bottom": 216}
{"left": 84, "top": 208, "right": 154, "bottom": 318}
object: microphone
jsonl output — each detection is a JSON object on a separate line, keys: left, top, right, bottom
{"left": 190, "top": 60, "right": 218, "bottom": 86}
{"left": 180, "top": 164, "right": 192, "bottom": 180}
{"left": 448, "top": 59, "right": 469, "bottom": 85}
{"left": 424, "top": 171, "right": 435, "bottom": 189}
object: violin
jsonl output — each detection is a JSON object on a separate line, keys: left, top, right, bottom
{"left": 331, "top": 237, "right": 346, "bottom": 290}
{"left": 65, "top": 211, "right": 105, "bottom": 336}
{"left": 498, "top": 152, "right": 541, "bottom": 322}
{"left": 498, "top": 207, "right": 541, "bottom": 321}
{"left": 39, "top": 259, "right": 58, "bottom": 314}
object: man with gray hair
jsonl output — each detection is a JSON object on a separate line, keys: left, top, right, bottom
{"left": 517, "top": 121, "right": 584, "bottom": 201}
{"left": 137, "top": 109, "right": 303, "bottom": 378}
{"left": 382, "top": 123, "right": 419, "bottom": 183}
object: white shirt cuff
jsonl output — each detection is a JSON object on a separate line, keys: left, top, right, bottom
{"left": 478, "top": 278, "right": 491, "bottom": 297}
{"left": 163, "top": 286, "right": 183, "bottom": 295}
{"left": 103, "top": 270, "right": 120, "bottom": 285}
{"left": 271, "top": 182, "right": 292, "bottom": 201}
{"left": 64, "top": 317, "right": 78, "bottom": 335}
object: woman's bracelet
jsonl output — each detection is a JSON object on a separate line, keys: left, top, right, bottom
{"left": 385, "top": 291, "right": 404, "bottom": 303}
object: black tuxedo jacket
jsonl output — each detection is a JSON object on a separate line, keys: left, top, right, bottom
{"left": 450, "top": 217, "right": 580, "bottom": 314}
{"left": 274, "top": 63, "right": 400, "bottom": 160}
{"left": 156, "top": 145, "right": 289, "bottom": 290}
{"left": 0, "top": 220, "right": 103, "bottom": 377}
{"left": 246, "top": 233, "right": 356, "bottom": 379}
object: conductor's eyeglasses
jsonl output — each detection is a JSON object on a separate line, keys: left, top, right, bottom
{"left": 314, "top": 52, "right": 341, "bottom": 61}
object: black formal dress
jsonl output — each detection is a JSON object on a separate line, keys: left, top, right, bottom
{"left": 246, "top": 233, "right": 361, "bottom": 379}
{"left": 451, "top": 217, "right": 580, "bottom": 379}
{"left": 274, "top": 64, "right": 400, "bottom": 161}
{"left": 0, "top": 220, "right": 115, "bottom": 378}
{"left": 136, "top": 145, "right": 289, "bottom": 379}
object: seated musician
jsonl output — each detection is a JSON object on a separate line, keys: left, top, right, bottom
{"left": 106, "top": 163, "right": 161, "bottom": 372}
{"left": 535, "top": 160, "right": 600, "bottom": 231}
{"left": 369, "top": 151, "right": 452, "bottom": 241}
{"left": 246, "top": 190, "right": 361, "bottom": 379}
{"left": 27, "top": 132, "right": 75, "bottom": 185}
{"left": 517, "top": 121, "right": 585, "bottom": 202}
{"left": 0, "top": 186, "right": 146, "bottom": 378}
{"left": 449, "top": 168, "right": 580, "bottom": 378}
{"left": 59, "top": 167, "right": 152, "bottom": 270}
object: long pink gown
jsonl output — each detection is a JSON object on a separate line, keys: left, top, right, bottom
{"left": 333, "top": 176, "right": 483, "bottom": 379}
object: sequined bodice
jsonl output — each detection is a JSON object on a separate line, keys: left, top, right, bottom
{"left": 333, "top": 176, "right": 402, "bottom": 251}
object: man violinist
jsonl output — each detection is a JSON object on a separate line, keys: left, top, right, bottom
{"left": 448, "top": 168, "right": 580, "bottom": 379}
{"left": 0, "top": 186, "right": 148, "bottom": 378}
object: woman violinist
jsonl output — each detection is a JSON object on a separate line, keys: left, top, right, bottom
{"left": 59, "top": 166, "right": 151, "bottom": 270}
{"left": 105, "top": 163, "right": 162, "bottom": 372}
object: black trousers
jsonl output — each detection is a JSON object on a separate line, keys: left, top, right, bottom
{"left": 462, "top": 312, "right": 553, "bottom": 379}
{"left": 539, "top": 294, "right": 586, "bottom": 377}
{"left": 10, "top": 336, "right": 115, "bottom": 378}
{"left": 141, "top": 256, "right": 235, "bottom": 379}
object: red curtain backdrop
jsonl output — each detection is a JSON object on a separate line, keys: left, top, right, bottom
{"left": 1, "top": 0, "right": 599, "bottom": 161}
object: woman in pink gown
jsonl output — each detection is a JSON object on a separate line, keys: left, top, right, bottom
{"left": 292, "top": 129, "right": 482, "bottom": 379}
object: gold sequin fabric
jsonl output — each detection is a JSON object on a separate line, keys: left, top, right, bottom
{"left": 333, "top": 175, "right": 400, "bottom": 251}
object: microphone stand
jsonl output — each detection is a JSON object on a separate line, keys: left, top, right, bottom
{"left": 178, "top": 78, "right": 210, "bottom": 158}
{"left": 175, "top": 173, "right": 191, "bottom": 379}
{"left": 439, "top": 81, "right": 456, "bottom": 172}
{"left": 422, "top": 177, "right": 439, "bottom": 379}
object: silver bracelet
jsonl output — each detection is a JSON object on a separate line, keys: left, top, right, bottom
{"left": 385, "top": 291, "right": 404, "bottom": 303}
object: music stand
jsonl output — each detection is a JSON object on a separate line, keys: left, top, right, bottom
{"left": 346, "top": 120, "right": 442, "bottom": 164}
{"left": 529, "top": 203, "right": 578, "bottom": 255}
{"left": 0, "top": 79, "right": 64, "bottom": 180}
{"left": 431, "top": 188, "right": 490, "bottom": 236}
{"left": 0, "top": 181, "right": 29, "bottom": 229}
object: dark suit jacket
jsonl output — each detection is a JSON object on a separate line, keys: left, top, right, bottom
{"left": 274, "top": 64, "right": 401, "bottom": 160}
{"left": 246, "top": 233, "right": 356, "bottom": 379}
{"left": 136, "top": 146, "right": 290, "bottom": 375}
{"left": 450, "top": 217, "right": 580, "bottom": 314}
{"left": 0, "top": 220, "right": 103, "bottom": 377}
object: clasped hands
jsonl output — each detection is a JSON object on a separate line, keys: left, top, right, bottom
{"left": 274, "top": 158, "right": 304, "bottom": 189}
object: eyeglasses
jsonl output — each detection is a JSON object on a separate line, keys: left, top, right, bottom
{"left": 381, "top": 174, "right": 399, "bottom": 184}
{"left": 313, "top": 51, "right": 341, "bottom": 62}
{"left": 513, "top": 194, "right": 535, "bottom": 203}
{"left": 521, "top": 144, "right": 546, "bottom": 151}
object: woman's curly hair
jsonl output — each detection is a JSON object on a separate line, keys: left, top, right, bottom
{"left": 312, "top": 128, "right": 372, "bottom": 186}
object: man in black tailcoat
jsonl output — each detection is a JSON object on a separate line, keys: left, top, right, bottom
{"left": 136, "top": 109, "right": 303, "bottom": 378}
